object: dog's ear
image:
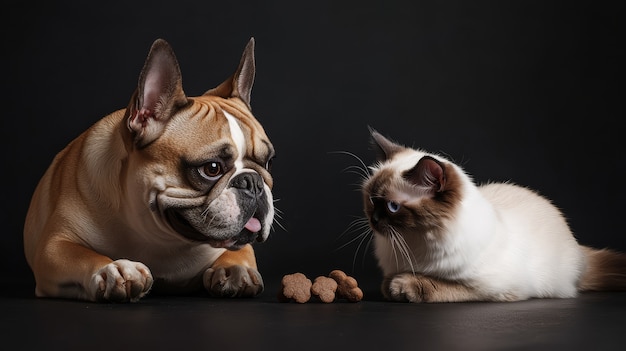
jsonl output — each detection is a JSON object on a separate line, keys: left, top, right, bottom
{"left": 127, "top": 39, "right": 189, "bottom": 147}
{"left": 204, "top": 37, "right": 255, "bottom": 109}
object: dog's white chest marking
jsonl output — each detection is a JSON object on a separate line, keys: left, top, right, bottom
{"left": 224, "top": 111, "right": 245, "bottom": 172}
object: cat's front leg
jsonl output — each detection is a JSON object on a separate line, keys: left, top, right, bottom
{"left": 382, "top": 273, "right": 481, "bottom": 303}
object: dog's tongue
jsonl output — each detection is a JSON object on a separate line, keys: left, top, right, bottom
{"left": 244, "top": 217, "right": 261, "bottom": 233}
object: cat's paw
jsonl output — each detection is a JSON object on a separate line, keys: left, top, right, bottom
{"left": 383, "top": 273, "right": 485, "bottom": 303}
{"left": 383, "top": 273, "right": 430, "bottom": 302}
{"left": 203, "top": 265, "right": 264, "bottom": 297}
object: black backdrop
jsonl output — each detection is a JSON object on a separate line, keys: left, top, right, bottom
{"left": 2, "top": 0, "right": 624, "bottom": 294}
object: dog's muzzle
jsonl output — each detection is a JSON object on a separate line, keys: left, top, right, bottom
{"left": 165, "top": 171, "right": 271, "bottom": 250}
{"left": 229, "top": 171, "right": 269, "bottom": 241}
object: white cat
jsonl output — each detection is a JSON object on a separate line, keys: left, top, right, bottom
{"left": 359, "top": 128, "right": 626, "bottom": 302}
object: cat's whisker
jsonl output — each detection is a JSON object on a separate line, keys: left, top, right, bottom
{"left": 333, "top": 215, "right": 376, "bottom": 271}
{"left": 384, "top": 226, "right": 418, "bottom": 276}
{"left": 336, "top": 216, "right": 369, "bottom": 240}
{"left": 388, "top": 232, "right": 402, "bottom": 273}
{"left": 358, "top": 228, "right": 376, "bottom": 268}
{"left": 352, "top": 227, "right": 373, "bottom": 271}
{"left": 330, "top": 150, "right": 370, "bottom": 172}
{"left": 388, "top": 231, "right": 402, "bottom": 271}
{"left": 392, "top": 228, "right": 417, "bottom": 275}
{"left": 335, "top": 219, "right": 371, "bottom": 251}
{"left": 329, "top": 150, "right": 372, "bottom": 181}
{"left": 343, "top": 165, "right": 371, "bottom": 181}
{"left": 335, "top": 230, "right": 368, "bottom": 251}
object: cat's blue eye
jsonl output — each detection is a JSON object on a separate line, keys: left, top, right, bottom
{"left": 387, "top": 201, "right": 400, "bottom": 213}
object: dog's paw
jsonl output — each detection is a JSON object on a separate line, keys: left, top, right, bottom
{"left": 203, "top": 265, "right": 264, "bottom": 298}
{"left": 90, "top": 259, "right": 153, "bottom": 302}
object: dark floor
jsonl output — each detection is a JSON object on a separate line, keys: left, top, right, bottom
{"left": 2, "top": 281, "right": 625, "bottom": 351}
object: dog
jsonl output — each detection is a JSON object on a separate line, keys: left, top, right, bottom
{"left": 23, "top": 38, "right": 275, "bottom": 302}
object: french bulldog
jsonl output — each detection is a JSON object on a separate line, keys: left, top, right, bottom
{"left": 23, "top": 37, "right": 275, "bottom": 302}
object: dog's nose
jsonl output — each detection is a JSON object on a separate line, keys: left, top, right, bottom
{"left": 230, "top": 172, "right": 264, "bottom": 197}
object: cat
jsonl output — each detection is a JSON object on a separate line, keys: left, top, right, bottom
{"left": 357, "top": 128, "right": 626, "bottom": 303}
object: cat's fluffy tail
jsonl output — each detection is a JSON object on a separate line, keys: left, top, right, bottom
{"left": 578, "top": 246, "right": 626, "bottom": 291}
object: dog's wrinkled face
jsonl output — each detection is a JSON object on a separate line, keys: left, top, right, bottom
{"left": 132, "top": 96, "right": 274, "bottom": 250}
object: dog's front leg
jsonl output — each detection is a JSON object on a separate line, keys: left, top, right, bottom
{"left": 33, "top": 238, "right": 153, "bottom": 302}
{"left": 203, "top": 244, "right": 264, "bottom": 297}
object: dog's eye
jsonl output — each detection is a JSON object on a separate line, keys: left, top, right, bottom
{"left": 198, "top": 161, "right": 223, "bottom": 180}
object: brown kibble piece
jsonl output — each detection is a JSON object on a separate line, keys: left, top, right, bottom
{"left": 277, "top": 272, "right": 312, "bottom": 303}
{"left": 311, "top": 276, "right": 338, "bottom": 303}
{"left": 329, "top": 269, "right": 363, "bottom": 302}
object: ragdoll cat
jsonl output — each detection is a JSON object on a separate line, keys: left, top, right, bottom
{"left": 361, "top": 128, "right": 626, "bottom": 303}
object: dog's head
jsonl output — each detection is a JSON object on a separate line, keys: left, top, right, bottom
{"left": 122, "top": 38, "right": 274, "bottom": 250}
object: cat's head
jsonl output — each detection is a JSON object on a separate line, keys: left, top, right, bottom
{"left": 362, "top": 128, "right": 465, "bottom": 238}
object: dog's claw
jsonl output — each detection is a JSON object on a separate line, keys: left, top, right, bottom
{"left": 203, "top": 265, "right": 264, "bottom": 298}
{"left": 91, "top": 259, "right": 153, "bottom": 302}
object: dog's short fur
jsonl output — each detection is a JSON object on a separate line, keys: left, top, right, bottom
{"left": 23, "top": 38, "right": 275, "bottom": 302}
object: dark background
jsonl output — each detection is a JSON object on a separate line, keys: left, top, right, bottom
{"left": 2, "top": 0, "right": 624, "bottom": 296}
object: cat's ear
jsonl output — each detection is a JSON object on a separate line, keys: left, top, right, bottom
{"left": 369, "top": 127, "right": 404, "bottom": 161}
{"left": 403, "top": 156, "right": 446, "bottom": 193}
